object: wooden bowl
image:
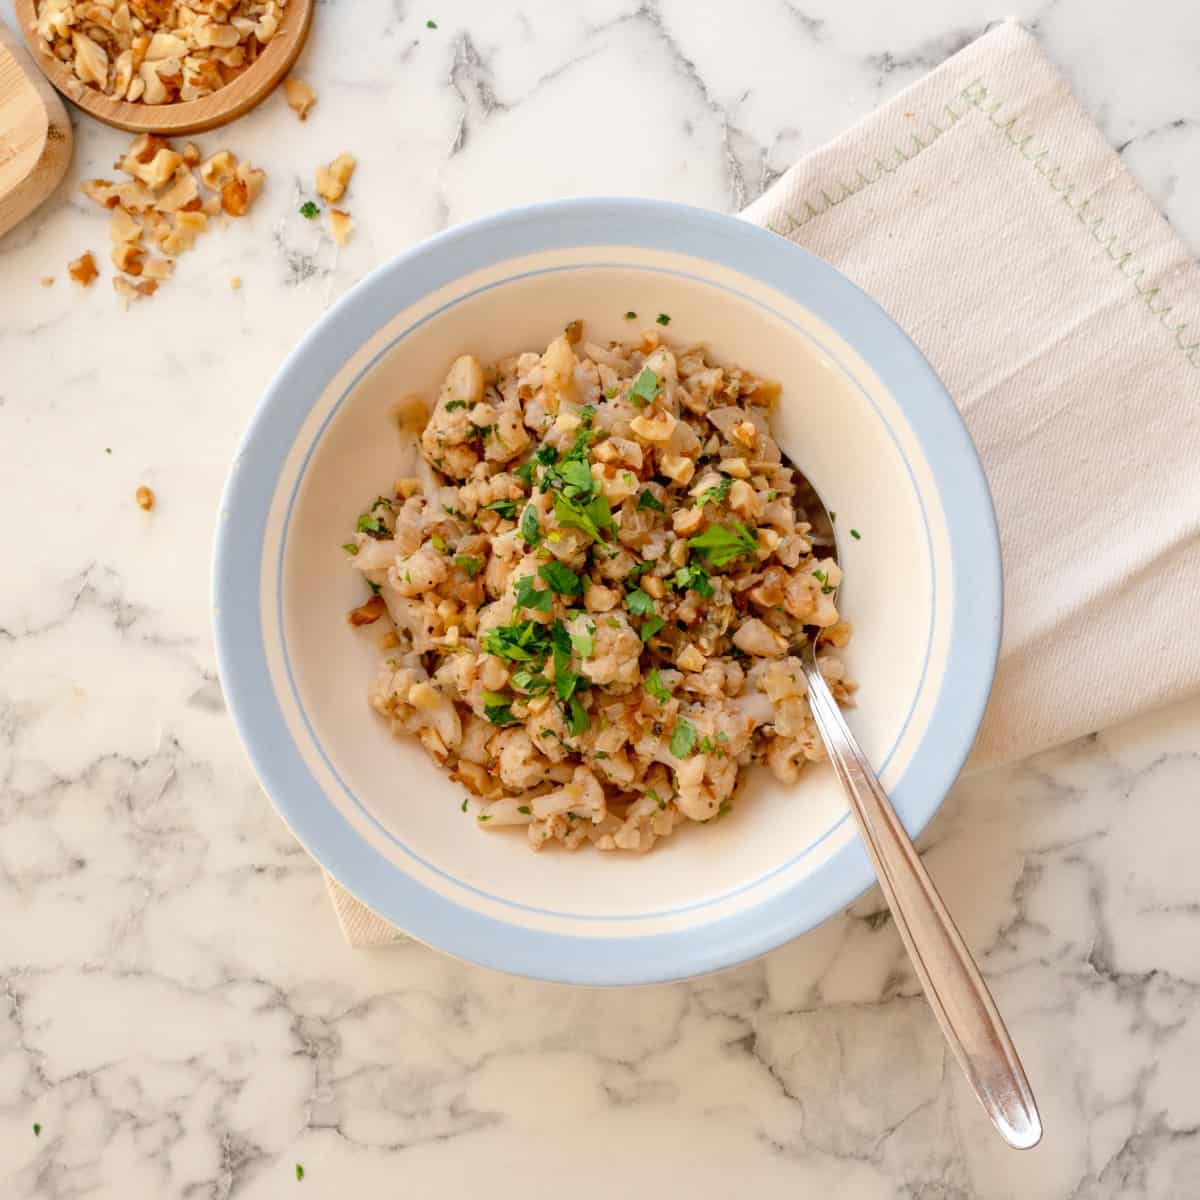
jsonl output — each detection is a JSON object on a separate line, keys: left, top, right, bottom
{"left": 11, "top": 0, "right": 313, "bottom": 135}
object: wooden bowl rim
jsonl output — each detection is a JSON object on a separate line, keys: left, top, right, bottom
{"left": 11, "top": 0, "right": 313, "bottom": 134}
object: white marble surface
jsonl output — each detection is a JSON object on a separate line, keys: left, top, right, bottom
{"left": 3, "top": 1, "right": 1200, "bottom": 1195}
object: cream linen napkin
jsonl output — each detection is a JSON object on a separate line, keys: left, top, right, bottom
{"left": 326, "top": 20, "right": 1200, "bottom": 946}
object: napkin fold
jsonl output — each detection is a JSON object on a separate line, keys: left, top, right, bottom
{"left": 327, "top": 20, "right": 1200, "bottom": 946}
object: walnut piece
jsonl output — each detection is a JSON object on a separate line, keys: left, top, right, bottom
{"left": 135, "top": 485, "right": 155, "bottom": 510}
{"left": 68, "top": 251, "right": 98, "bottom": 286}
{"left": 329, "top": 208, "right": 354, "bottom": 247}
{"left": 315, "top": 152, "right": 355, "bottom": 203}
{"left": 284, "top": 76, "right": 316, "bottom": 120}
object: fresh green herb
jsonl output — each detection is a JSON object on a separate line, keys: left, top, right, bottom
{"left": 718, "top": 799, "right": 732, "bottom": 819}
{"left": 604, "top": 387, "right": 619, "bottom": 399}
{"left": 640, "top": 615, "right": 666, "bottom": 641}
{"left": 850, "top": 528, "right": 861, "bottom": 540}
{"left": 519, "top": 503, "right": 540, "bottom": 546}
{"left": 514, "top": 574, "right": 553, "bottom": 613}
{"left": 295, "top": 1164, "right": 305, "bottom": 1181}
{"left": 766, "top": 489, "right": 778, "bottom": 501}
{"left": 477, "top": 814, "right": 491, "bottom": 822}
{"left": 485, "top": 498, "right": 517, "bottom": 520}
{"left": 474, "top": 424, "right": 496, "bottom": 441}
{"left": 822, "top": 584, "right": 836, "bottom": 595}
{"left": 517, "top": 805, "right": 532, "bottom": 815}
{"left": 624, "top": 310, "right": 637, "bottom": 320}
{"left": 539, "top": 561, "right": 583, "bottom": 595}
{"left": 570, "top": 629, "right": 594, "bottom": 659}
{"left": 366, "top": 579, "right": 381, "bottom": 594}
{"left": 444, "top": 399, "right": 468, "bottom": 411}
{"left": 513, "top": 461, "right": 535, "bottom": 486}
{"left": 461, "top": 797, "right": 468, "bottom": 812}
{"left": 551, "top": 457, "right": 595, "bottom": 498}
{"left": 625, "top": 588, "right": 655, "bottom": 617}
{"left": 431, "top": 533, "right": 448, "bottom": 552}
{"left": 33, "top": 1124, "right": 41, "bottom": 1137}
{"left": 644, "top": 668, "right": 670, "bottom": 705}
{"left": 553, "top": 491, "right": 615, "bottom": 543}
{"left": 687, "top": 521, "right": 757, "bottom": 567}
{"left": 628, "top": 560, "right": 654, "bottom": 579}
{"left": 697, "top": 477, "right": 732, "bottom": 507}
{"left": 636, "top": 488, "right": 665, "bottom": 512}
{"left": 540, "top": 727, "right": 555, "bottom": 739}
{"left": 698, "top": 735, "right": 716, "bottom": 753}
{"left": 105, "top": 448, "right": 112, "bottom": 454}
{"left": 355, "top": 508, "right": 389, "bottom": 537}
{"left": 511, "top": 669, "right": 551, "bottom": 695}
{"left": 829, "top": 510, "right": 837, "bottom": 522}
{"left": 454, "top": 554, "right": 482, "bottom": 577}
{"left": 646, "top": 788, "right": 665, "bottom": 811}
{"left": 482, "top": 690, "right": 520, "bottom": 726}
{"left": 426, "top": 18, "right": 437, "bottom": 28}
{"left": 629, "top": 367, "right": 660, "bottom": 407}
{"left": 672, "top": 563, "right": 713, "bottom": 598}
{"left": 812, "top": 569, "right": 826, "bottom": 583}
{"left": 299, "top": 201, "right": 319, "bottom": 219}
{"left": 622, "top": 471, "right": 636, "bottom": 488}
{"left": 482, "top": 618, "right": 551, "bottom": 662}
{"left": 716, "top": 730, "right": 729, "bottom": 743}
{"left": 565, "top": 694, "right": 590, "bottom": 735}
{"left": 341, "top": 542, "right": 359, "bottom": 555}
{"left": 534, "top": 443, "right": 559, "bottom": 467}
{"left": 656, "top": 312, "right": 671, "bottom": 326}
{"left": 669, "top": 716, "right": 697, "bottom": 758}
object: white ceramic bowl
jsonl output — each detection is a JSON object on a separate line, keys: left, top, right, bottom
{"left": 213, "top": 198, "right": 1001, "bottom": 985}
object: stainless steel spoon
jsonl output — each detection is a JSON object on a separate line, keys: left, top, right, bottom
{"left": 789, "top": 468, "right": 1042, "bottom": 1151}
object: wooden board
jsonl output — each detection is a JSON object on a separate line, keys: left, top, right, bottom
{"left": 11, "top": 0, "right": 312, "bottom": 135}
{"left": 0, "top": 23, "right": 72, "bottom": 239}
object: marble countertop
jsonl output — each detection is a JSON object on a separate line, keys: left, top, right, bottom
{"left": 3, "top": 2, "right": 1199, "bottom": 1196}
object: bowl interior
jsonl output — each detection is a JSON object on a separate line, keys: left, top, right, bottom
{"left": 280, "top": 266, "right": 936, "bottom": 922}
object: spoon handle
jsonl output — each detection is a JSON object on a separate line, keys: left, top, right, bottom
{"left": 800, "top": 658, "right": 1042, "bottom": 1150}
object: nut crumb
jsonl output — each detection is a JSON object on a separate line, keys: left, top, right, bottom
{"left": 347, "top": 594, "right": 386, "bottom": 626}
{"left": 182, "top": 142, "right": 201, "bottom": 167}
{"left": 135, "top": 485, "right": 155, "bottom": 510}
{"left": 230, "top": 275, "right": 242, "bottom": 289}
{"left": 329, "top": 208, "right": 354, "bottom": 246}
{"left": 315, "top": 152, "right": 355, "bottom": 203}
{"left": 40, "top": 276, "right": 54, "bottom": 287}
{"left": 68, "top": 251, "right": 98, "bottom": 286}
{"left": 284, "top": 76, "right": 317, "bottom": 120}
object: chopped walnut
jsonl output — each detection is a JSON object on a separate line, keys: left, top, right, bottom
{"left": 329, "top": 208, "right": 354, "bottom": 247}
{"left": 199, "top": 150, "right": 236, "bottom": 191}
{"left": 182, "top": 142, "right": 201, "bottom": 167}
{"left": 161, "top": 210, "right": 207, "bottom": 254}
{"left": 135, "top": 485, "right": 155, "bottom": 510}
{"left": 112, "top": 242, "right": 145, "bottom": 275}
{"left": 230, "top": 275, "right": 242, "bottom": 289}
{"left": 35, "top": 0, "right": 291, "bottom": 105}
{"left": 109, "top": 207, "right": 142, "bottom": 243}
{"left": 315, "top": 152, "right": 355, "bottom": 203}
{"left": 284, "top": 76, "right": 317, "bottom": 120}
{"left": 68, "top": 251, "right": 98, "bottom": 286}
{"left": 347, "top": 595, "right": 387, "bottom": 626}
{"left": 142, "top": 257, "right": 174, "bottom": 281}
{"left": 40, "top": 276, "right": 55, "bottom": 287}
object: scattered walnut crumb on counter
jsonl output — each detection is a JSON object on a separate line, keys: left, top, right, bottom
{"left": 230, "top": 275, "right": 242, "bottom": 290}
{"left": 135, "top": 485, "right": 155, "bottom": 511}
{"left": 315, "top": 152, "right": 355, "bottom": 203}
{"left": 284, "top": 76, "right": 317, "bottom": 120}
{"left": 68, "top": 252, "right": 98, "bottom": 286}
{"left": 329, "top": 208, "right": 353, "bottom": 246}
{"left": 80, "top": 132, "right": 266, "bottom": 305}
{"left": 40, "top": 276, "right": 54, "bottom": 287}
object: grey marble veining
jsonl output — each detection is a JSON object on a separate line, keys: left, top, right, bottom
{"left": 2, "top": 1, "right": 1199, "bottom": 1196}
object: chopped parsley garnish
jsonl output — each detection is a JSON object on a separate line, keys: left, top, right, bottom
{"left": 33, "top": 1123, "right": 41, "bottom": 1137}
{"left": 482, "top": 618, "right": 551, "bottom": 661}
{"left": 629, "top": 367, "right": 660, "bottom": 407}
{"left": 656, "top": 312, "right": 671, "bottom": 326}
{"left": 565, "top": 694, "right": 590, "bottom": 736}
{"left": 430, "top": 533, "right": 447, "bottom": 552}
{"left": 698, "top": 735, "right": 716, "bottom": 753}
{"left": 341, "top": 542, "right": 358, "bottom": 555}
{"left": 570, "top": 629, "right": 594, "bottom": 659}
{"left": 850, "top": 528, "right": 861, "bottom": 539}
{"left": 718, "top": 799, "right": 732, "bottom": 818}
{"left": 644, "top": 668, "right": 670, "bottom": 704}
{"left": 482, "top": 690, "right": 520, "bottom": 726}
{"left": 444, "top": 399, "right": 468, "bottom": 411}
{"left": 553, "top": 491, "right": 615, "bottom": 543}
{"left": 716, "top": 730, "right": 729, "bottom": 743}
{"left": 687, "top": 521, "right": 757, "bottom": 566}
{"left": 672, "top": 563, "right": 713, "bottom": 598}
{"left": 477, "top": 813, "right": 491, "bottom": 821}
{"left": 299, "top": 201, "right": 319, "bottom": 219}
{"left": 366, "top": 579, "right": 382, "bottom": 594}
{"left": 646, "top": 788, "right": 665, "bottom": 810}
{"left": 461, "top": 797, "right": 468, "bottom": 812}
{"left": 822, "top": 584, "right": 836, "bottom": 595}
{"left": 625, "top": 588, "right": 655, "bottom": 617}
{"left": 484, "top": 498, "right": 517, "bottom": 520}
{"left": 454, "top": 554, "right": 482, "bottom": 577}
{"left": 295, "top": 1164, "right": 305, "bottom": 1181}
{"left": 766, "top": 489, "right": 778, "bottom": 501}
{"left": 539, "top": 560, "right": 583, "bottom": 595}
{"left": 511, "top": 669, "right": 551, "bottom": 694}
{"left": 640, "top": 615, "right": 666, "bottom": 641}
{"left": 519, "top": 503, "right": 540, "bottom": 545}
{"left": 624, "top": 310, "right": 637, "bottom": 320}
{"left": 425, "top": 18, "right": 437, "bottom": 28}
{"left": 669, "top": 716, "right": 697, "bottom": 757}
{"left": 812, "top": 569, "right": 826, "bottom": 583}
{"left": 534, "top": 443, "right": 558, "bottom": 467}
{"left": 636, "top": 488, "right": 665, "bottom": 512}
{"left": 356, "top": 514, "right": 387, "bottom": 537}
{"left": 697, "top": 477, "right": 732, "bottom": 507}
{"left": 604, "top": 387, "right": 619, "bottom": 399}
{"left": 513, "top": 461, "right": 535, "bottom": 486}
{"left": 517, "top": 805, "right": 532, "bottom": 815}
{"left": 514, "top": 574, "right": 553, "bottom": 613}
